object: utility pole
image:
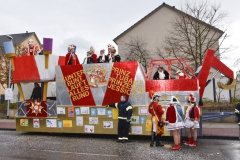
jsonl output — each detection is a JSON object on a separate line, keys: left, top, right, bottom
{"left": 4, "top": 35, "right": 14, "bottom": 119}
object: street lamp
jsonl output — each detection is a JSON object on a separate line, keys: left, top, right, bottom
{"left": 3, "top": 35, "right": 15, "bottom": 119}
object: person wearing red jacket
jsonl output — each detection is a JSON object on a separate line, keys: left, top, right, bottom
{"left": 165, "top": 96, "right": 184, "bottom": 150}
{"left": 184, "top": 93, "right": 200, "bottom": 147}
{"left": 148, "top": 94, "right": 165, "bottom": 147}
{"left": 65, "top": 44, "right": 80, "bottom": 65}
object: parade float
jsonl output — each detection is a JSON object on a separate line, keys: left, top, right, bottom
{"left": 4, "top": 38, "right": 236, "bottom": 136}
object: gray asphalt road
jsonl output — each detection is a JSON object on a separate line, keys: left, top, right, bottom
{"left": 0, "top": 130, "right": 239, "bottom": 160}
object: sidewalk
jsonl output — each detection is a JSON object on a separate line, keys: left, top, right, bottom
{"left": 0, "top": 119, "right": 16, "bottom": 130}
{"left": 202, "top": 122, "right": 239, "bottom": 138}
{"left": 0, "top": 119, "right": 239, "bottom": 138}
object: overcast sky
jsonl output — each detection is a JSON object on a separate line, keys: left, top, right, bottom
{"left": 0, "top": 0, "right": 239, "bottom": 73}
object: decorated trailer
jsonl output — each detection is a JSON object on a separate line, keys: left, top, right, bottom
{"left": 5, "top": 38, "right": 235, "bottom": 136}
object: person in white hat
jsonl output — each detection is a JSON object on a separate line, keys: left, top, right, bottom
{"left": 23, "top": 39, "right": 39, "bottom": 56}
{"left": 65, "top": 44, "right": 80, "bottom": 65}
{"left": 148, "top": 94, "right": 165, "bottom": 147}
{"left": 165, "top": 96, "right": 184, "bottom": 150}
{"left": 184, "top": 93, "right": 200, "bottom": 147}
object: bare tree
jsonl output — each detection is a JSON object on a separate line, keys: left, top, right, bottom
{"left": 0, "top": 46, "right": 9, "bottom": 89}
{"left": 157, "top": 1, "right": 229, "bottom": 72}
{"left": 122, "top": 35, "right": 151, "bottom": 71}
{"left": 0, "top": 43, "right": 24, "bottom": 89}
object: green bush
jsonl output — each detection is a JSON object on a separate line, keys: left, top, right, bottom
{"left": 0, "top": 101, "right": 17, "bottom": 110}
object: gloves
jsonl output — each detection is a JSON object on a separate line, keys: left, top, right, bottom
{"left": 235, "top": 109, "right": 239, "bottom": 114}
{"left": 126, "top": 119, "right": 131, "bottom": 122}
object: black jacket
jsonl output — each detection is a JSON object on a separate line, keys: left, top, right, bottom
{"left": 83, "top": 56, "right": 94, "bottom": 64}
{"left": 98, "top": 55, "right": 109, "bottom": 63}
{"left": 31, "top": 86, "right": 42, "bottom": 100}
{"left": 108, "top": 101, "right": 133, "bottom": 120}
{"left": 153, "top": 70, "right": 169, "bottom": 80}
{"left": 111, "top": 55, "right": 121, "bottom": 62}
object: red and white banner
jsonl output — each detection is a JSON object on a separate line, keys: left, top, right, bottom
{"left": 102, "top": 61, "right": 138, "bottom": 105}
{"left": 12, "top": 55, "right": 65, "bottom": 83}
{"left": 60, "top": 65, "right": 96, "bottom": 106}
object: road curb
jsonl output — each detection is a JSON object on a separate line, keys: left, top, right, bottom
{"left": 0, "top": 130, "right": 238, "bottom": 141}
{"left": 200, "top": 136, "right": 239, "bottom": 140}
{"left": 0, "top": 128, "right": 16, "bottom": 131}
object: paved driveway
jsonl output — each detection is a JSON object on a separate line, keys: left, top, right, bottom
{"left": 0, "top": 130, "right": 239, "bottom": 160}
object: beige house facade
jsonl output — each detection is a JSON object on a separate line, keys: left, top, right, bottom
{"left": 114, "top": 3, "right": 223, "bottom": 72}
{"left": 113, "top": 3, "right": 235, "bottom": 101}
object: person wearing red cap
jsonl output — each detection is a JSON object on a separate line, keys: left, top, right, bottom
{"left": 148, "top": 94, "right": 165, "bottom": 147}
{"left": 165, "top": 96, "right": 184, "bottom": 150}
{"left": 184, "top": 93, "right": 200, "bottom": 147}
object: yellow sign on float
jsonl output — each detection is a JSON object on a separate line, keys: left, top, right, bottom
{"left": 63, "top": 120, "right": 72, "bottom": 127}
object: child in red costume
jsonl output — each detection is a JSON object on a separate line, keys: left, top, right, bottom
{"left": 184, "top": 93, "right": 200, "bottom": 147}
{"left": 148, "top": 94, "right": 165, "bottom": 147}
{"left": 65, "top": 44, "right": 80, "bottom": 65}
{"left": 165, "top": 96, "right": 184, "bottom": 150}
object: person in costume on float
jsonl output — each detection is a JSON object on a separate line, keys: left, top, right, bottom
{"left": 148, "top": 94, "right": 165, "bottom": 147}
{"left": 89, "top": 46, "right": 97, "bottom": 63}
{"left": 153, "top": 66, "right": 169, "bottom": 80}
{"left": 107, "top": 44, "right": 113, "bottom": 60}
{"left": 165, "top": 96, "right": 184, "bottom": 150}
{"left": 109, "top": 48, "right": 121, "bottom": 62}
{"left": 82, "top": 51, "right": 94, "bottom": 64}
{"left": 65, "top": 44, "right": 80, "bottom": 65}
{"left": 30, "top": 82, "right": 42, "bottom": 101}
{"left": 176, "top": 70, "right": 187, "bottom": 79}
{"left": 235, "top": 103, "right": 240, "bottom": 125}
{"left": 106, "top": 94, "right": 133, "bottom": 143}
{"left": 38, "top": 44, "right": 43, "bottom": 55}
{"left": 23, "top": 39, "right": 39, "bottom": 56}
{"left": 98, "top": 49, "right": 109, "bottom": 63}
{"left": 184, "top": 93, "right": 200, "bottom": 147}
